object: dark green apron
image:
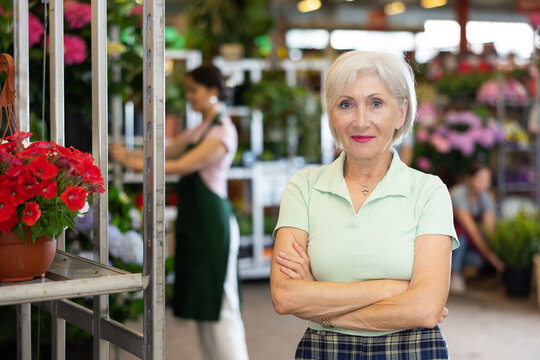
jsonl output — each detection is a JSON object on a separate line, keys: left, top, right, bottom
{"left": 173, "top": 115, "right": 233, "bottom": 321}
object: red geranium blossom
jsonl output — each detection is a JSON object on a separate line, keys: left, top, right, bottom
{"left": 21, "top": 202, "right": 41, "bottom": 226}
{"left": 18, "top": 173, "right": 41, "bottom": 201}
{"left": 2, "top": 179, "right": 25, "bottom": 205}
{"left": 61, "top": 185, "right": 87, "bottom": 212}
{"left": 6, "top": 164, "right": 30, "bottom": 178}
{"left": 77, "top": 158, "right": 105, "bottom": 190}
{"left": 41, "top": 179, "right": 58, "bottom": 199}
{"left": 30, "top": 156, "right": 58, "bottom": 180}
{"left": 0, "top": 131, "right": 104, "bottom": 241}
{"left": 0, "top": 190, "right": 16, "bottom": 221}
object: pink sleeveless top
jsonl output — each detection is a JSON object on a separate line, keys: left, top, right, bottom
{"left": 183, "top": 114, "right": 237, "bottom": 198}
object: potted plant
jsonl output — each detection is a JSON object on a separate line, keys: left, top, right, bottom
{"left": 488, "top": 213, "right": 540, "bottom": 297}
{"left": 0, "top": 131, "right": 105, "bottom": 282}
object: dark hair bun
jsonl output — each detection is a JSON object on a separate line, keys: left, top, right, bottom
{"left": 188, "top": 65, "right": 230, "bottom": 101}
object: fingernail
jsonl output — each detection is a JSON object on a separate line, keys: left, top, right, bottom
{"left": 279, "top": 252, "right": 286, "bottom": 256}
{"left": 276, "top": 256, "right": 283, "bottom": 261}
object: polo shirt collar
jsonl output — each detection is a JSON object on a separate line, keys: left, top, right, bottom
{"left": 313, "top": 147, "right": 412, "bottom": 201}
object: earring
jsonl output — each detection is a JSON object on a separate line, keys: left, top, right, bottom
{"left": 209, "top": 96, "right": 218, "bottom": 104}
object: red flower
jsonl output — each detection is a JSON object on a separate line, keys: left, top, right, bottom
{"left": 30, "top": 156, "right": 58, "bottom": 180}
{"left": 41, "top": 179, "right": 58, "bottom": 199}
{"left": 2, "top": 179, "right": 25, "bottom": 204}
{"left": 21, "top": 202, "right": 41, "bottom": 226}
{"left": 5, "top": 131, "right": 32, "bottom": 142}
{"left": 0, "top": 213, "right": 19, "bottom": 233}
{"left": 18, "top": 173, "right": 41, "bottom": 201}
{"left": 0, "top": 190, "right": 16, "bottom": 222}
{"left": 77, "top": 158, "right": 105, "bottom": 192}
{"left": 61, "top": 186, "right": 87, "bottom": 211}
{"left": 6, "top": 164, "right": 30, "bottom": 178}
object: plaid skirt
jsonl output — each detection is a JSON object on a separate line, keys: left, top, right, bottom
{"left": 295, "top": 326, "right": 449, "bottom": 360}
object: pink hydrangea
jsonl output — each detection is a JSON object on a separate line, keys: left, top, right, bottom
{"left": 64, "top": 35, "right": 88, "bottom": 65}
{"left": 415, "top": 128, "right": 429, "bottom": 143}
{"left": 64, "top": 1, "right": 92, "bottom": 29}
{"left": 416, "top": 103, "right": 437, "bottom": 127}
{"left": 416, "top": 157, "right": 432, "bottom": 172}
{"left": 430, "top": 133, "right": 451, "bottom": 154}
{"left": 529, "top": 13, "right": 540, "bottom": 29}
{"left": 128, "top": 5, "right": 143, "bottom": 16}
{"left": 28, "top": 13, "right": 44, "bottom": 48}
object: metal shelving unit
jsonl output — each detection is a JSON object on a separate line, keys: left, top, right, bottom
{"left": 212, "top": 57, "right": 333, "bottom": 279}
{"left": 495, "top": 42, "right": 540, "bottom": 215}
{"left": 1, "top": 0, "right": 166, "bottom": 358}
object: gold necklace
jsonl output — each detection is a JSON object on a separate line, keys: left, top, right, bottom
{"left": 345, "top": 173, "right": 384, "bottom": 195}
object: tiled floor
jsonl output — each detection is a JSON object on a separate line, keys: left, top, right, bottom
{"left": 121, "top": 275, "right": 540, "bottom": 360}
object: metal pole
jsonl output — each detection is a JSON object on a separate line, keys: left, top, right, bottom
{"left": 16, "top": 304, "right": 31, "bottom": 360}
{"left": 14, "top": 1, "right": 32, "bottom": 358}
{"left": 91, "top": 0, "right": 109, "bottom": 358}
{"left": 14, "top": 0, "right": 30, "bottom": 133}
{"left": 49, "top": 1, "right": 66, "bottom": 358}
{"left": 143, "top": 0, "right": 166, "bottom": 357}
{"left": 111, "top": 26, "right": 124, "bottom": 190}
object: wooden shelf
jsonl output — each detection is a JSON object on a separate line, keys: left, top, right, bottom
{"left": 0, "top": 250, "right": 147, "bottom": 306}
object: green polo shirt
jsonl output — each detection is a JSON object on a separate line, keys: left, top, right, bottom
{"left": 274, "top": 149, "right": 458, "bottom": 337}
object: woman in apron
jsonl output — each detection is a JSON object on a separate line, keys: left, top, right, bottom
{"left": 111, "top": 65, "right": 249, "bottom": 360}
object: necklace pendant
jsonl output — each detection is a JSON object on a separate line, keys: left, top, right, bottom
{"left": 362, "top": 186, "right": 369, "bottom": 195}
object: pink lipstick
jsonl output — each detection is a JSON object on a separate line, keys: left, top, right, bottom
{"left": 351, "top": 135, "right": 375, "bottom": 143}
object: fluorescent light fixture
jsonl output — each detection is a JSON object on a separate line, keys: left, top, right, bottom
{"left": 421, "top": 0, "right": 447, "bottom": 9}
{"left": 384, "top": 1, "right": 405, "bottom": 15}
{"left": 298, "top": 0, "right": 321, "bottom": 13}
{"left": 330, "top": 30, "right": 415, "bottom": 54}
{"left": 466, "top": 21, "right": 533, "bottom": 59}
{"left": 286, "top": 29, "right": 330, "bottom": 49}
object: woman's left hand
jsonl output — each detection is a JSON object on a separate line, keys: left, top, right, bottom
{"left": 275, "top": 241, "right": 314, "bottom": 281}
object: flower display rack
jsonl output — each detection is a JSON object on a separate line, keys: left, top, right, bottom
{"left": 2, "top": 0, "right": 166, "bottom": 358}
{"left": 0, "top": 250, "right": 147, "bottom": 306}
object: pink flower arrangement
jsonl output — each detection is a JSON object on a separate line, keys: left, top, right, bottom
{"left": 63, "top": 35, "right": 88, "bottom": 65}
{"left": 64, "top": 1, "right": 92, "bottom": 29}
{"left": 28, "top": 13, "right": 44, "bottom": 48}
{"left": 413, "top": 109, "right": 505, "bottom": 181}
{"left": 476, "top": 78, "right": 529, "bottom": 106}
{"left": 0, "top": 132, "right": 105, "bottom": 243}
{"left": 416, "top": 157, "right": 432, "bottom": 172}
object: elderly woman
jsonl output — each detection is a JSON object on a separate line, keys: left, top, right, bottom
{"left": 270, "top": 51, "right": 459, "bottom": 359}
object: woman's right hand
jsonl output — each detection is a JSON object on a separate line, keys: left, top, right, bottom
{"left": 275, "top": 241, "right": 315, "bottom": 281}
{"left": 487, "top": 252, "right": 505, "bottom": 272}
{"left": 109, "top": 143, "right": 128, "bottom": 165}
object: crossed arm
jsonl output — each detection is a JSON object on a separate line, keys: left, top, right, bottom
{"left": 270, "top": 227, "right": 452, "bottom": 332}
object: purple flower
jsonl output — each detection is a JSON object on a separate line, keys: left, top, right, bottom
{"left": 445, "top": 110, "right": 482, "bottom": 128}
{"left": 65, "top": 1, "right": 92, "bottom": 29}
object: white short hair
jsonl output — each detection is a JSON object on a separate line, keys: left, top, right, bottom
{"left": 322, "top": 50, "right": 417, "bottom": 146}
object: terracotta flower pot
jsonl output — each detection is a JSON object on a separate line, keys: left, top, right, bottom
{"left": 0, "top": 229, "right": 56, "bottom": 282}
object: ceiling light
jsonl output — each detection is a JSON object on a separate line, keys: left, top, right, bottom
{"left": 298, "top": 0, "right": 322, "bottom": 13}
{"left": 384, "top": 1, "right": 406, "bottom": 15}
{"left": 421, "top": 0, "right": 447, "bottom": 9}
